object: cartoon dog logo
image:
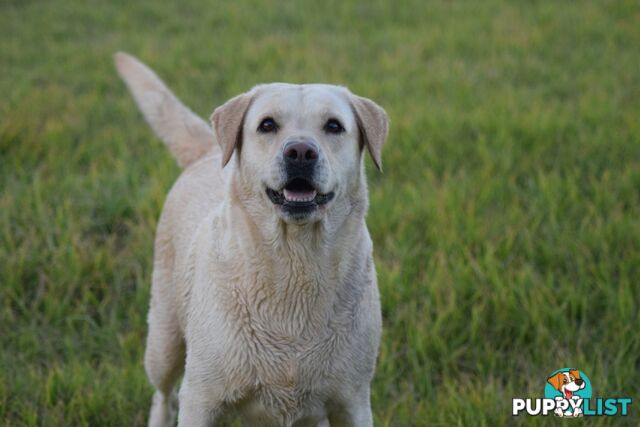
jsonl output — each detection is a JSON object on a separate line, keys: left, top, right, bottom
{"left": 547, "top": 369, "right": 586, "bottom": 417}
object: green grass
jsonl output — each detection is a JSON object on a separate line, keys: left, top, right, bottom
{"left": 2, "top": 0, "right": 639, "bottom": 425}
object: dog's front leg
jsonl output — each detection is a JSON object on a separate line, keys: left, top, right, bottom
{"left": 177, "top": 372, "right": 224, "bottom": 427}
{"left": 327, "top": 387, "right": 373, "bottom": 427}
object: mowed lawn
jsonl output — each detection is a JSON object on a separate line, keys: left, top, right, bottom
{"left": 1, "top": 0, "right": 639, "bottom": 425}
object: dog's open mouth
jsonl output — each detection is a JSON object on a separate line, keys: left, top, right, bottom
{"left": 266, "top": 178, "right": 334, "bottom": 208}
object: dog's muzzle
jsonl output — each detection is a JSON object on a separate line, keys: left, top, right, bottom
{"left": 265, "top": 140, "right": 335, "bottom": 217}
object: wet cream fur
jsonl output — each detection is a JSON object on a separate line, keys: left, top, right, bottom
{"left": 115, "top": 52, "right": 388, "bottom": 427}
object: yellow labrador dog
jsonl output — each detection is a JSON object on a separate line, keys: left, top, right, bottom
{"left": 115, "top": 52, "right": 388, "bottom": 427}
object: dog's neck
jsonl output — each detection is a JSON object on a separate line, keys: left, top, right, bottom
{"left": 222, "top": 168, "right": 371, "bottom": 334}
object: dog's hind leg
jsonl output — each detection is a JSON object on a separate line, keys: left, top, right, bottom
{"left": 145, "top": 261, "right": 185, "bottom": 427}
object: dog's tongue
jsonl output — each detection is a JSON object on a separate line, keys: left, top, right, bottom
{"left": 283, "top": 189, "right": 317, "bottom": 202}
{"left": 565, "top": 390, "right": 573, "bottom": 399}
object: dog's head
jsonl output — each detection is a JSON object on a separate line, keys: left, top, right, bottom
{"left": 547, "top": 370, "right": 585, "bottom": 399}
{"left": 211, "top": 83, "right": 388, "bottom": 224}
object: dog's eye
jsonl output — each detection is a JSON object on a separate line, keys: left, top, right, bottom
{"left": 324, "top": 118, "right": 344, "bottom": 134}
{"left": 258, "top": 118, "right": 278, "bottom": 133}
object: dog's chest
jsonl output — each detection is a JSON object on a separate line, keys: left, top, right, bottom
{"left": 222, "top": 293, "right": 350, "bottom": 422}
{"left": 206, "top": 245, "right": 373, "bottom": 422}
{"left": 234, "top": 332, "right": 342, "bottom": 425}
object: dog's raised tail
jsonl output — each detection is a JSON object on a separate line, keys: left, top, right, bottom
{"left": 114, "top": 52, "right": 214, "bottom": 168}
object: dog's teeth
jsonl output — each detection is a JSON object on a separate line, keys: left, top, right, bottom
{"left": 283, "top": 189, "right": 317, "bottom": 202}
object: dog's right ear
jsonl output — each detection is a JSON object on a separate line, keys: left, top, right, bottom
{"left": 211, "top": 91, "right": 255, "bottom": 167}
{"left": 547, "top": 373, "right": 563, "bottom": 390}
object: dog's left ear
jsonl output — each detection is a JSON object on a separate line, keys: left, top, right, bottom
{"left": 349, "top": 94, "right": 389, "bottom": 171}
{"left": 569, "top": 369, "right": 581, "bottom": 380}
{"left": 211, "top": 90, "right": 255, "bottom": 167}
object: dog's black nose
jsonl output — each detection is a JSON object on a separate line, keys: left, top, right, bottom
{"left": 575, "top": 379, "right": 583, "bottom": 386}
{"left": 284, "top": 141, "right": 318, "bottom": 167}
